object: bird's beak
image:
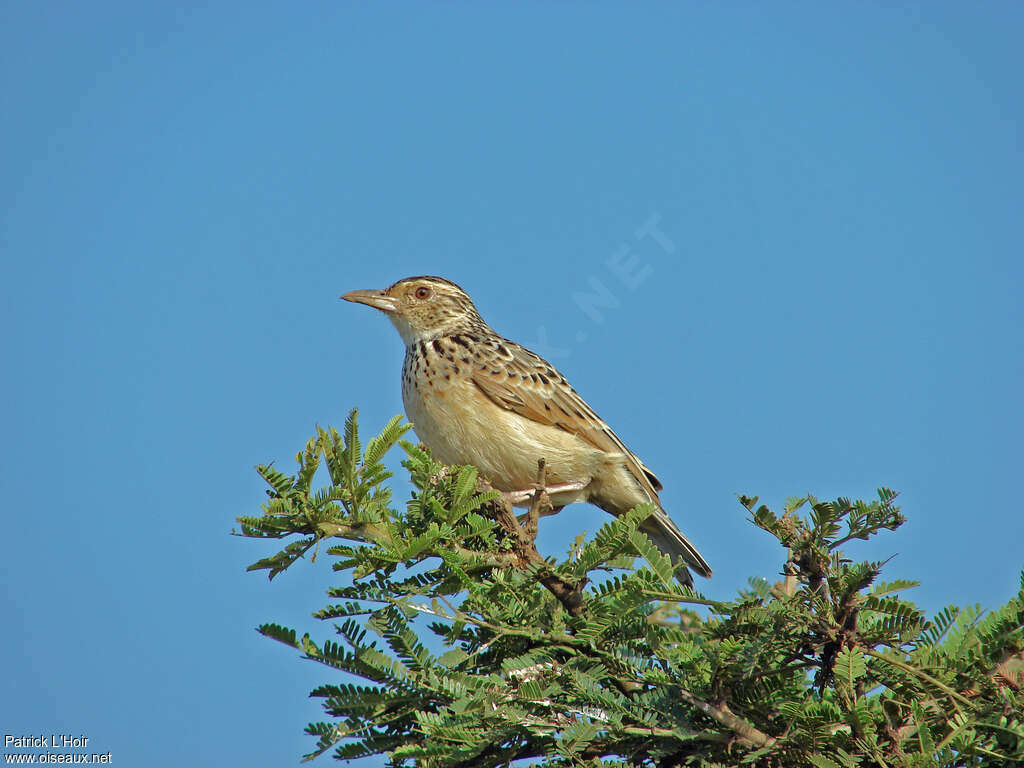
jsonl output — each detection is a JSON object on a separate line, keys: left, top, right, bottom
{"left": 341, "top": 289, "right": 399, "bottom": 313}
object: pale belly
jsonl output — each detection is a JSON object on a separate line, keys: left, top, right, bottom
{"left": 403, "top": 372, "right": 606, "bottom": 502}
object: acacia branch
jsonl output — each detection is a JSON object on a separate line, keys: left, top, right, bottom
{"left": 674, "top": 688, "right": 776, "bottom": 749}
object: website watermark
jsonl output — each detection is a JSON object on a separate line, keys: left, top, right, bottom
{"left": 3, "top": 735, "right": 111, "bottom": 764}
{"left": 524, "top": 212, "right": 676, "bottom": 359}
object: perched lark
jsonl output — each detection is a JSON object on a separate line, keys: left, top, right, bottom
{"left": 343, "top": 276, "right": 712, "bottom": 585}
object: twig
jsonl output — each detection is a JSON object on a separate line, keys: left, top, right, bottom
{"left": 674, "top": 687, "right": 776, "bottom": 749}
{"left": 783, "top": 546, "right": 797, "bottom": 597}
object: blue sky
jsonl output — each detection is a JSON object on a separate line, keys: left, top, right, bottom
{"left": 2, "top": 2, "right": 1022, "bottom": 766}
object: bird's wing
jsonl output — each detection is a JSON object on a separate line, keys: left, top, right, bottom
{"left": 472, "top": 338, "right": 713, "bottom": 580}
{"left": 470, "top": 340, "right": 664, "bottom": 497}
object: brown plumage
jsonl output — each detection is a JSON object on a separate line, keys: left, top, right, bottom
{"left": 343, "top": 276, "right": 711, "bottom": 585}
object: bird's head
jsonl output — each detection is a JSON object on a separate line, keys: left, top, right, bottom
{"left": 342, "top": 276, "right": 485, "bottom": 345}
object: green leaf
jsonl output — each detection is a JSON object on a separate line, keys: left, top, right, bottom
{"left": 833, "top": 647, "right": 866, "bottom": 690}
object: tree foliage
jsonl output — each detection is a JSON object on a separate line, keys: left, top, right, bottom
{"left": 237, "top": 411, "right": 1024, "bottom": 767}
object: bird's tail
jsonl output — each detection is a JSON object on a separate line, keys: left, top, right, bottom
{"left": 640, "top": 507, "right": 713, "bottom": 587}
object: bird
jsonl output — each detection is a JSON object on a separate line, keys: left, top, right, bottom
{"left": 342, "top": 275, "right": 711, "bottom": 585}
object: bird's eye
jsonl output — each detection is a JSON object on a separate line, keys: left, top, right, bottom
{"left": 414, "top": 286, "right": 431, "bottom": 300}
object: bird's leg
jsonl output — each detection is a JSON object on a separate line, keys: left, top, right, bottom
{"left": 502, "top": 482, "right": 586, "bottom": 506}
{"left": 502, "top": 460, "right": 589, "bottom": 507}
{"left": 501, "top": 488, "right": 537, "bottom": 505}
{"left": 502, "top": 459, "right": 588, "bottom": 527}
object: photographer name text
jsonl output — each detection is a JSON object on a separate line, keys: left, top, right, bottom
{"left": 6, "top": 737, "right": 89, "bottom": 750}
